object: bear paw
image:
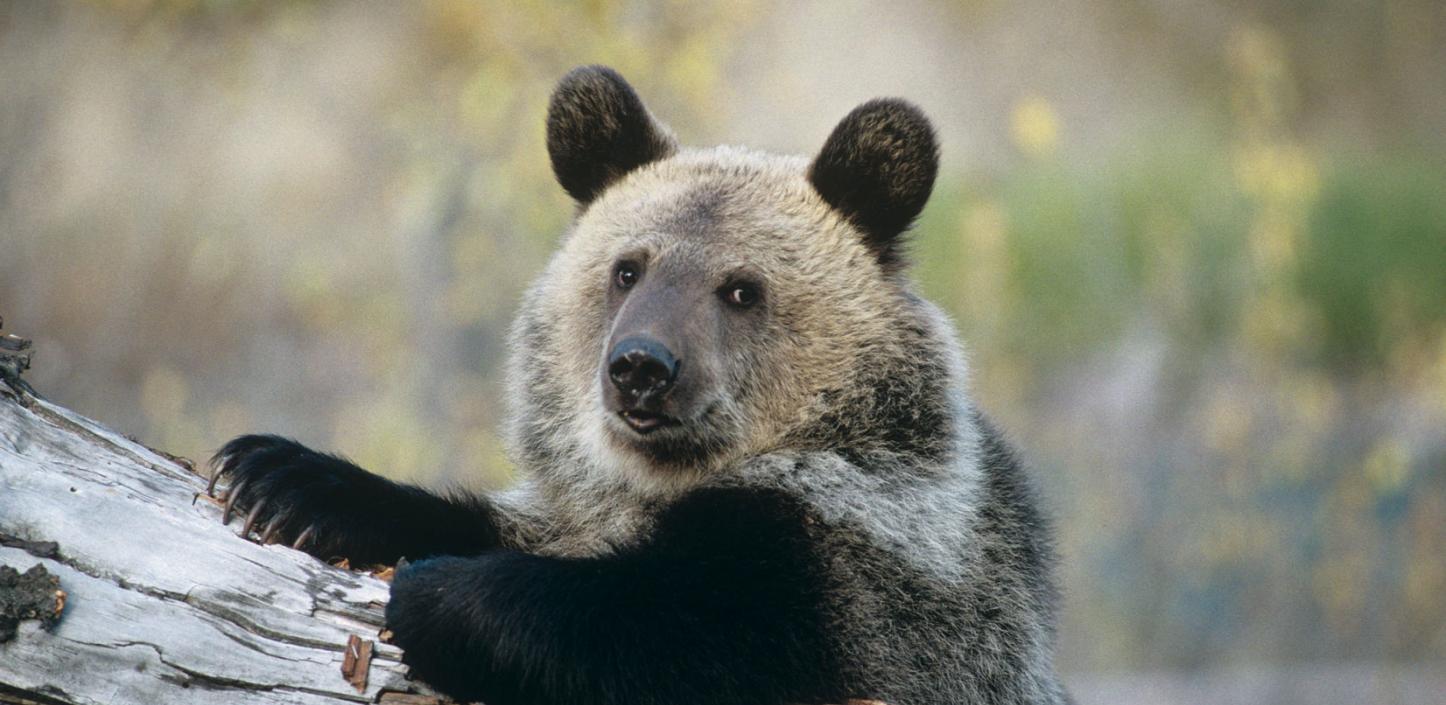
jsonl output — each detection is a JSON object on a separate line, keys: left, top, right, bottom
{"left": 207, "top": 434, "right": 385, "bottom": 563}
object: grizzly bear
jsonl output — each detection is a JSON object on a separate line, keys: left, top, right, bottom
{"left": 209, "top": 65, "right": 1069, "bottom": 705}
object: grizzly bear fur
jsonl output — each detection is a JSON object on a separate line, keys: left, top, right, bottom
{"left": 210, "top": 66, "right": 1069, "bottom": 705}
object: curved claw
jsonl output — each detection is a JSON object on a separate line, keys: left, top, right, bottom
{"left": 261, "top": 517, "right": 284, "bottom": 545}
{"left": 291, "top": 526, "right": 315, "bottom": 551}
{"left": 206, "top": 465, "right": 224, "bottom": 496}
{"left": 241, "top": 501, "right": 267, "bottom": 539}
{"left": 222, "top": 479, "right": 248, "bottom": 525}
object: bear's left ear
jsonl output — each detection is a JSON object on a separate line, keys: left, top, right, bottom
{"left": 546, "top": 66, "right": 678, "bottom": 204}
{"left": 808, "top": 99, "right": 939, "bottom": 268}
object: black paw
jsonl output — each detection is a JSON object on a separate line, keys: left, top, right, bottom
{"left": 384, "top": 557, "right": 492, "bottom": 701}
{"left": 207, "top": 434, "right": 392, "bottom": 563}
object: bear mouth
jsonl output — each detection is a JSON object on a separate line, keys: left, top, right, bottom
{"left": 618, "top": 409, "right": 679, "bottom": 434}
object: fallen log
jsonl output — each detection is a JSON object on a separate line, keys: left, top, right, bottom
{"left": 0, "top": 321, "right": 446, "bottom": 705}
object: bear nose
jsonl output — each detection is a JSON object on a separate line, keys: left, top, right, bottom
{"left": 607, "top": 336, "right": 679, "bottom": 399}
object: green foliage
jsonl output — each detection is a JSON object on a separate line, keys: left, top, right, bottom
{"left": 1300, "top": 156, "right": 1446, "bottom": 367}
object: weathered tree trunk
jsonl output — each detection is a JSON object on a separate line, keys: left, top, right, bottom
{"left": 0, "top": 322, "right": 446, "bottom": 705}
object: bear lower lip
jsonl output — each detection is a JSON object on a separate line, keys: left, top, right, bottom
{"left": 619, "top": 410, "right": 677, "bottom": 434}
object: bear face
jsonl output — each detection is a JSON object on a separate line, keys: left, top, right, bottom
{"left": 509, "top": 67, "right": 957, "bottom": 492}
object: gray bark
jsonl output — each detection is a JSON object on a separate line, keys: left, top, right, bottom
{"left": 0, "top": 343, "right": 447, "bottom": 704}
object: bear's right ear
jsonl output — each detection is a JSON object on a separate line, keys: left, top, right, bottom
{"left": 546, "top": 66, "right": 678, "bottom": 204}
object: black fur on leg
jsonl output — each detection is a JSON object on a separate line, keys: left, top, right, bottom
{"left": 208, "top": 435, "right": 498, "bottom": 565}
{"left": 384, "top": 486, "right": 846, "bottom": 705}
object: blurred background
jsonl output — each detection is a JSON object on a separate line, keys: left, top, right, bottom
{"left": 1, "top": 1, "right": 1442, "bottom": 702}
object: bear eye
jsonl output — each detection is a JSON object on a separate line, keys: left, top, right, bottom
{"left": 614, "top": 261, "right": 640, "bottom": 290}
{"left": 721, "top": 282, "right": 761, "bottom": 309}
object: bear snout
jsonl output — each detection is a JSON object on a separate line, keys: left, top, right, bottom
{"left": 607, "top": 335, "right": 679, "bottom": 400}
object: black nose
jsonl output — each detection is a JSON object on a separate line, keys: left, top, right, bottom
{"left": 608, "top": 336, "right": 679, "bottom": 399}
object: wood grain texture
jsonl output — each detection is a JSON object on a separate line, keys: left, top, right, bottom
{"left": 0, "top": 382, "right": 447, "bottom": 705}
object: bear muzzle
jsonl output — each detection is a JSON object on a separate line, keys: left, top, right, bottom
{"left": 607, "top": 335, "right": 682, "bottom": 434}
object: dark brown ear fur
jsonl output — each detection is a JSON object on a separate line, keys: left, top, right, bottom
{"left": 546, "top": 66, "right": 677, "bottom": 204}
{"left": 808, "top": 99, "right": 939, "bottom": 268}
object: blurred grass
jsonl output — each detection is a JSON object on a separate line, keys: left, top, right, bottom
{"left": 1303, "top": 156, "right": 1446, "bottom": 368}
{"left": 916, "top": 142, "right": 1446, "bottom": 382}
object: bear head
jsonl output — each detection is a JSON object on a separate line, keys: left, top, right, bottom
{"left": 508, "top": 66, "right": 959, "bottom": 493}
